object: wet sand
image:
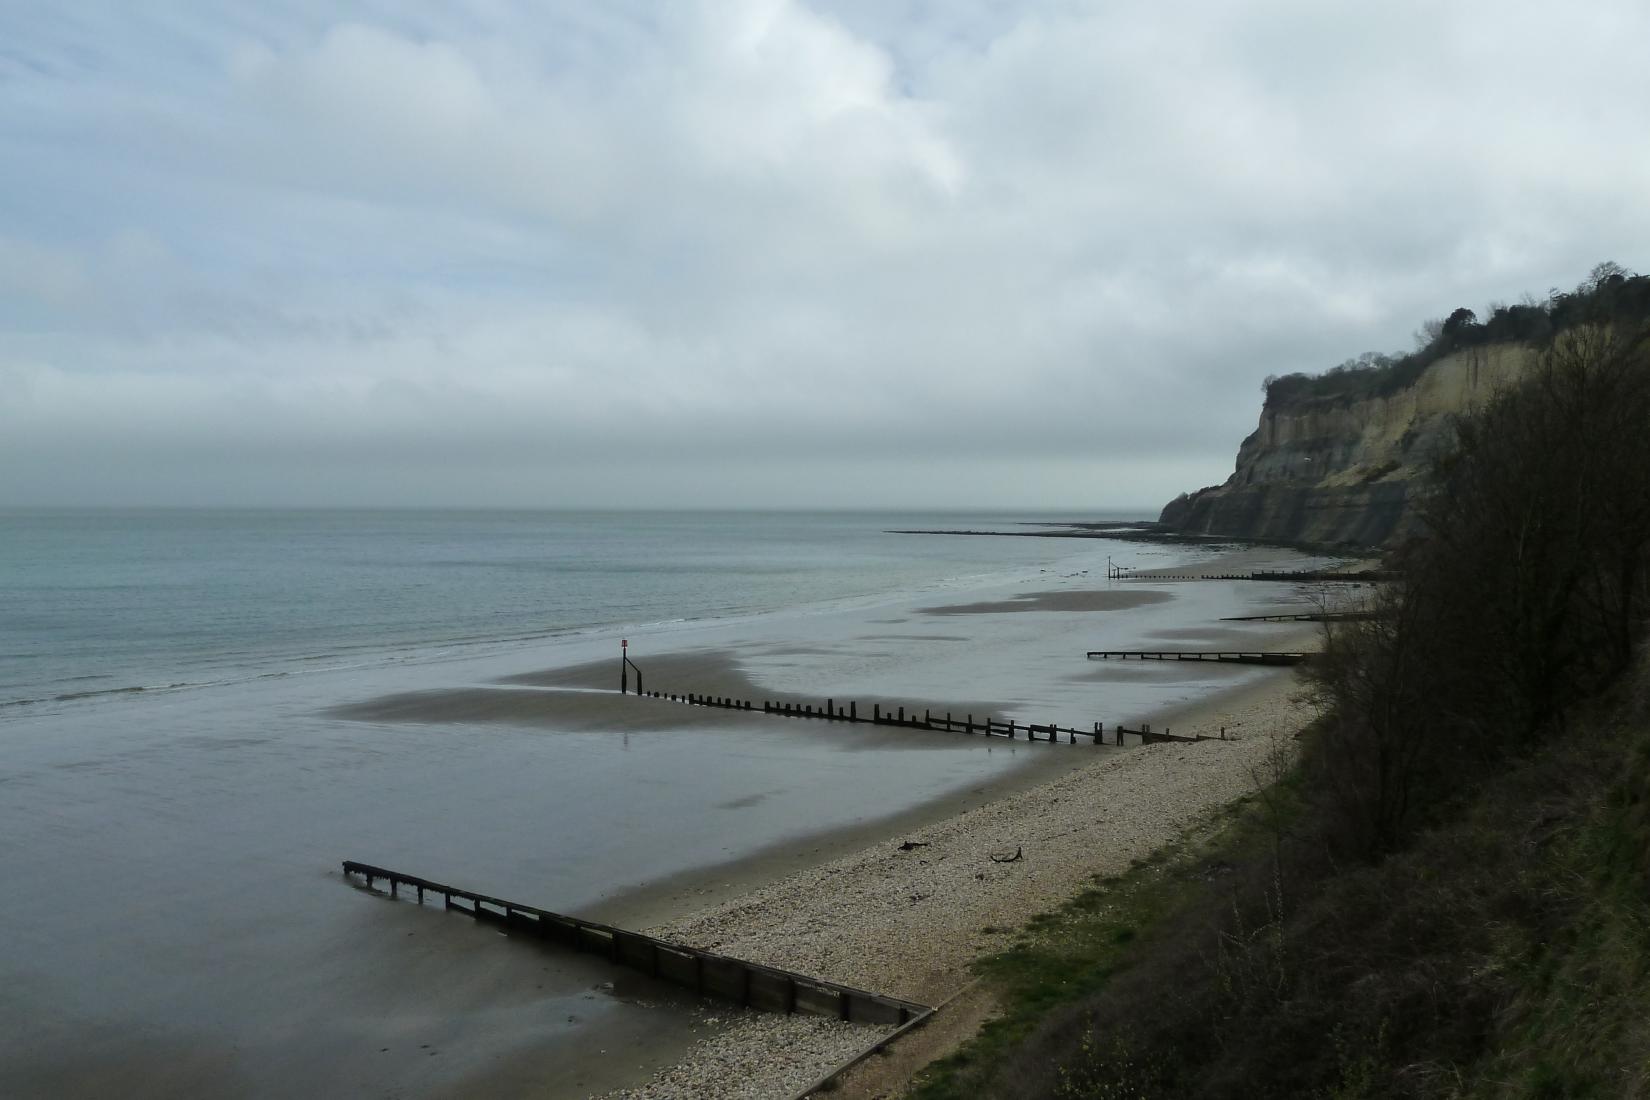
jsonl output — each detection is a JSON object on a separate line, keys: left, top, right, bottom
{"left": 500, "top": 649, "right": 1012, "bottom": 722}
{"left": 331, "top": 649, "right": 1013, "bottom": 743}
{"left": 1, "top": 873, "right": 721, "bottom": 1100}
{"left": 325, "top": 576, "right": 1332, "bottom": 1098}
{"left": 917, "top": 589, "right": 1173, "bottom": 615}
{"left": 307, "top": 646, "right": 1106, "bottom": 1098}
{"left": 330, "top": 648, "right": 1112, "bottom": 929}
{"left": 1071, "top": 657, "right": 1264, "bottom": 685}
{"left": 592, "top": 739, "right": 1098, "bottom": 931}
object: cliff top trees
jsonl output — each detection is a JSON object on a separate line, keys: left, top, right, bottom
{"left": 1262, "top": 263, "right": 1644, "bottom": 410}
{"left": 1441, "top": 306, "right": 1478, "bottom": 337}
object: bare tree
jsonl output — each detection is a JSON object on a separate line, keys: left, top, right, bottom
{"left": 1305, "top": 319, "right": 1650, "bottom": 855}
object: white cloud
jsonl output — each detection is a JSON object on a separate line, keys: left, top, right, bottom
{"left": 1, "top": 0, "right": 1649, "bottom": 507}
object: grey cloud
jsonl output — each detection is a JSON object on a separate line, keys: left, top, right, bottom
{"left": 2, "top": 0, "right": 1649, "bottom": 508}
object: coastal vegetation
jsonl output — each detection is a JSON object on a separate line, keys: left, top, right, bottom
{"left": 1262, "top": 261, "right": 1650, "bottom": 408}
{"left": 911, "top": 285, "right": 1650, "bottom": 1097}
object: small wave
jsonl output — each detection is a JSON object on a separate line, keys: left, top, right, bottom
{"left": 52, "top": 685, "right": 146, "bottom": 702}
{"left": 5, "top": 677, "right": 211, "bottom": 709}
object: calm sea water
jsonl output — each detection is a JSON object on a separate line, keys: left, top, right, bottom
{"left": 0, "top": 508, "right": 1142, "bottom": 708}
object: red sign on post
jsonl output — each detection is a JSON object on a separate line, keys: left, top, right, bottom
{"left": 622, "top": 639, "right": 628, "bottom": 649}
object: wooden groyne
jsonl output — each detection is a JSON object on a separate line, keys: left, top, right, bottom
{"left": 1219, "top": 610, "right": 1378, "bottom": 623}
{"left": 341, "top": 861, "right": 931, "bottom": 1026}
{"left": 1087, "top": 650, "right": 1309, "bottom": 666}
{"left": 1112, "top": 722, "right": 1204, "bottom": 744}
{"left": 631, "top": 689, "right": 1206, "bottom": 745}
{"left": 620, "top": 685, "right": 1160, "bottom": 745}
{"left": 1112, "top": 569, "right": 1395, "bottom": 583}
{"left": 617, "top": 649, "right": 1243, "bottom": 745}
{"left": 885, "top": 523, "right": 1239, "bottom": 547}
{"left": 1252, "top": 569, "right": 1397, "bottom": 582}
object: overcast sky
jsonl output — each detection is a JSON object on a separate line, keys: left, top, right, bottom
{"left": 3, "top": 1, "right": 1648, "bottom": 510}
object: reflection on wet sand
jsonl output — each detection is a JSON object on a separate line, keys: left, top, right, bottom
{"left": 332, "top": 649, "right": 1008, "bottom": 742}
{"left": 917, "top": 589, "right": 1173, "bottom": 615}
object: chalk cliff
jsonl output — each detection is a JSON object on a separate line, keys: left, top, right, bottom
{"left": 1160, "top": 343, "right": 1536, "bottom": 549}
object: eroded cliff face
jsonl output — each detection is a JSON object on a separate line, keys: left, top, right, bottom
{"left": 1161, "top": 343, "right": 1536, "bottom": 548}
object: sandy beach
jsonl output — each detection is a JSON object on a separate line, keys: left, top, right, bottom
{"left": 577, "top": 556, "right": 1356, "bottom": 1099}
{"left": 598, "top": 661, "right": 1316, "bottom": 1100}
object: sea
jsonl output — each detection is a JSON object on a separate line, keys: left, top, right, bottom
{"left": 3, "top": 508, "right": 1153, "bottom": 711}
{"left": 0, "top": 508, "right": 1320, "bottom": 1097}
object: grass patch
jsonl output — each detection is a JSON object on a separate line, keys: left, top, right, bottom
{"left": 906, "top": 788, "right": 1297, "bottom": 1100}
{"left": 904, "top": 708, "right": 1650, "bottom": 1098}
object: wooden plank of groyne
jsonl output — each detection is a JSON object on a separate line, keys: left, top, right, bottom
{"left": 844, "top": 992, "right": 907, "bottom": 1026}
{"left": 1085, "top": 650, "right": 1307, "bottom": 666}
{"left": 793, "top": 981, "right": 848, "bottom": 1019}
{"left": 699, "top": 955, "right": 749, "bottom": 1002}
{"left": 747, "top": 970, "right": 794, "bottom": 1014}
{"left": 655, "top": 944, "right": 700, "bottom": 987}
{"left": 339, "top": 861, "right": 930, "bottom": 1025}
{"left": 615, "top": 929, "right": 655, "bottom": 970}
{"left": 576, "top": 925, "right": 610, "bottom": 953}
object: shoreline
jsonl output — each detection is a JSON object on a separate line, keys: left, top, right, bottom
{"left": 591, "top": 623, "right": 1323, "bottom": 934}
{"left": 2, "top": 520, "right": 1336, "bottom": 1100}
{"left": 597, "top": 660, "right": 1316, "bottom": 1099}
{"left": 325, "top": 555, "right": 1332, "bottom": 1098}
{"left": 590, "top": 740, "right": 1093, "bottom": 932}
